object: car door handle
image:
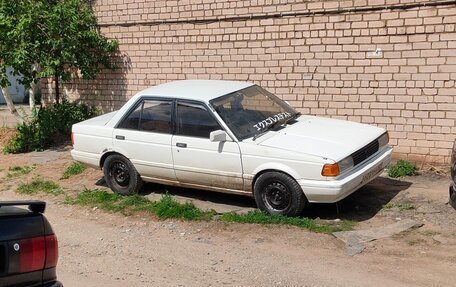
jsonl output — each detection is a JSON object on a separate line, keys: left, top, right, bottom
{"left": 115, "top": 135, "right": 125, "bottom": 140}
{"left": 176, "top": 142, "right": 187, "bottom": 148}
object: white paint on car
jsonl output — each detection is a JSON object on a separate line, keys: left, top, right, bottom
{"left": 71, "top": 80, "right": 392, "bottom": 204}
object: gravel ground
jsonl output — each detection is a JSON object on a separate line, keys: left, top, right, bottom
{"left": 1, "top": 149, "right": 456, "bottom": 286}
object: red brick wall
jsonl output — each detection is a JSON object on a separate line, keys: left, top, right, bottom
{"left": 43, "top": 0, "right": 456, "bottom": 164}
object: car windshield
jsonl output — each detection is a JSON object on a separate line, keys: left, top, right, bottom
{"left": 210, "top": 85, "right": 298, "bottom": 140}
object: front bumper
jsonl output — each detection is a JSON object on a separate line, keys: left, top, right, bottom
{"left": 300, "top": 146, "right": 393, "bottom": 203}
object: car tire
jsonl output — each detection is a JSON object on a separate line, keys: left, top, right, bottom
{"left": 103, "top": 154, "right": 143, "bottom": 195}
{"left": 253, "top": 172, "right": 307, "bottom": 217}
{"left": 450, "top": 188, "right": 456, "bottom": 210}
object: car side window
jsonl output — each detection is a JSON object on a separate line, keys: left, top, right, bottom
{"left": 118, "top": 103, "right": 142, "bottom": 130}
{"left": 140, "top": 100, "right": 172, "bottom": 133}
{"left": 119, "top": 99, "right": 172, "bottom": 134}
{"left": 176, "top": 102, "right": 221, "bottom": 138}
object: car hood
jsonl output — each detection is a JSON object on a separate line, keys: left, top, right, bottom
{"left": 258, "top": 116, "right": 385, "bottom": 162}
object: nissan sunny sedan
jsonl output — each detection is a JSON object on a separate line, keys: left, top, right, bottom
{"left": 71, "top": 80, "right": 392, "bottom": 216}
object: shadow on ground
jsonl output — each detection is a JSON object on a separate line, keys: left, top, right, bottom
{"left": 304, "top": 176, "right": 412, "bottom": 221}
{"left": 140, "top": 182, "right": 257, "bottom": 210}
{"left": 96, "top": 175, "right": 411, "bottom": 220}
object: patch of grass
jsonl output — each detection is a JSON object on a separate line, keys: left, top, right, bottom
{"left": 382, "top": 202, "right": 416, "bottom": 211}
{"left": 221, "top": 211, "right": 355, "bottom": 234}
{"left": 7, "top": 165, "right": 34, "bottom": 178}
{"left": 399, "top": 203, "right": 415, "bottom": 211}
{"left": 420, "top": 230, "right": 441, "bottom": 236}
{"left": 151, "top": 194, "right": 215, "bottom": 220}
{"left": 66, "top": 189, "right": 355, "bottom": 233}
{"left": 387, "top": 160, "right": 416, "bottom": 178}
{"left": 17, "top": 178, "right": 63, "bottom": 195}
{"left": 65, "top": 189, "right": 149, "bottom": 214}
{"left": 61, "top": 162, "right": 86, "bottom": 179}
{"left": 66, "top": 189, "right": 215, "bottom": 220}
{"left": 407, "top": 238, "right": 426, "bottom": 246}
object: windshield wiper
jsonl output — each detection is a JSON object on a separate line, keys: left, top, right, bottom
{"left": 252, "top": 120, "right": 282, "bottom": 141}
{"left": 284, "top": 112, "right": 301, "bottom": 125}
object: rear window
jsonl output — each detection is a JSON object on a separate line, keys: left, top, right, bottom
{"left": 118, "top": 103, "right": 141, "bottom": 130}
{"left": 118, "top": 99, "right": 172, "bottom": 134}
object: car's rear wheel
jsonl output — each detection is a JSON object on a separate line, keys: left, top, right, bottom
{"left": 253, "top": 171, "right": 307, "bottom": 217}
{"left": 103, "top": 154, "right": 143, "bottom": 195}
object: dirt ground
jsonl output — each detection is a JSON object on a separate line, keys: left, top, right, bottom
{"left": 1, "top": 148, "right": 456, "bottom": 287}
{"left": 0, "top": 128, "right": 16, "bottom": 147}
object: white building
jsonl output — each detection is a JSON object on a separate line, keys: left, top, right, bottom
{"left": 0, "top": 67, "right": 25, "bottom": 104}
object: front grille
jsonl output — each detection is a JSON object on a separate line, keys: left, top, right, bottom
{"left": 351, "top": 138, "right": 380, "bottom": 166}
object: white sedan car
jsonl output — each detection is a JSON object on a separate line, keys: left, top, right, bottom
{"left": 71, "top": 80, "right": 392, "bottom": 216}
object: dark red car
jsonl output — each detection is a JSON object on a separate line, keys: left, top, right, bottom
{"left": 0, "top": 201, "right": 62, "bottom": 287}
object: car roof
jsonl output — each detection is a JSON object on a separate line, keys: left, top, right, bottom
{"left": 136, "top": 80, "right": 254, "bottom": 102}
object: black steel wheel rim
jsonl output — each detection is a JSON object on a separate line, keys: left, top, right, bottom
{"left": 263, "top": 181, "right": 291, "bottom": 211}
{"left": 110, "top": 161, "right": 130, "bottom": 187}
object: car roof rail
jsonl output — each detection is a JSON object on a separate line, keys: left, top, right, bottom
{"left": 0, "top": 201, "right": 46, "bottom": 213}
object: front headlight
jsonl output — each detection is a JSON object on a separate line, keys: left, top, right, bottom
{"left": 321, "top": 156, "right": 354, "bottom": 177}
{"left": 378, "top": 132, "right": 389, "bottom": 147}
{"left": 338, "top": 156, "right": 354, "bottom": 173}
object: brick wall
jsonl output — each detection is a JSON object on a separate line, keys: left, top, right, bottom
{"left": 43, "top": 0, "right": 456, "bottom": 164}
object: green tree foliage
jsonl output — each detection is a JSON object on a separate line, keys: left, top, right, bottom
{"left": 0, "top": 1, "right": 39, "bottom": 88}
{"left": 0, "top": 0, "right": 118, "bottom": 104}
{"left": 0, "top": 1, "right": 42, "bottom": 121}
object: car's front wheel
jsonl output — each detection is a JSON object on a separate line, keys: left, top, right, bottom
{"left": 253, "top": 171, "right": 307, "bottom": 217}
{"left": 103, "top": 154, "right": 143, "bottom": 195}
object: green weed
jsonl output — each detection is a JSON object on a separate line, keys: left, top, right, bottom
{"left": 7, "top": 165, "right": 34, "bottom": 178}
{"left": 17, "top": 178, "right": 62, "bottom": 195}
{"left": 407, "top": 238, "right": 425, "bottom": 246}
{"left": 66, "top": 189, "right": 215, "bottom": 219}
{"left": 387, "top": 160, "right": 416, "bottom": 178}
{"left": 382, "top": 202, "right": 416, "bottom": 211}
{"left": 150, "top": 193, "right": 215, "bottom": 220}
{"left": 420, "top": 230, "right": 440, "bottom": 236}
{"left": 65, "top": 188, "right": 148, "bottom": 214}
{"left": 221, "top": 211, "right": 355, "bottom": 234}
{"left": 61, "top": 162, "right": 86, "bottom": 179}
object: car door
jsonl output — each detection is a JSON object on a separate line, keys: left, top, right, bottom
{"left": 113, "top": 98, "right": 177, "bottom": 183}
{"left": 171, "top": 100, "right": 244, "bottom": 191}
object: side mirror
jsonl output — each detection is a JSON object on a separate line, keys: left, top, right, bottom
{"left": 210, "top": 130, "right": 231, "bottom": 142}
